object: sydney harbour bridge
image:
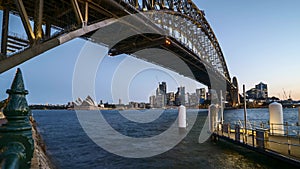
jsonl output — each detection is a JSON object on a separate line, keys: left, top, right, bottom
{"left": 0, "top": 0, "right": 240, "bottom": 107}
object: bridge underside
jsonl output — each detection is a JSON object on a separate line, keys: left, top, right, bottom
{"left": 109, "top": 33, "right": 228, "bottom": 89}
{"left": 0, "top": 0, "right": 238, "bottom": 106}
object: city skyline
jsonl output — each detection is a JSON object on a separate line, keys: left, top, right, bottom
{"left": 1, "top": 1, "right": 300, "bottom": 104}
{"left": 199, "top": 0, "right": 300, "bottom": 101}
{"left": 149, "top": 81, "right": 208, "bottom": 108}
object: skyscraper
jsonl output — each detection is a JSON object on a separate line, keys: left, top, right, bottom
{"left": 167, "top": 92, "right": 175, "bottom": 106}
{"left": 246, "top": 82, "right": 268, "bottom": 100}
{"left": 149, "top": 95, "right": 155, "bottom": 108}
{"left": 155, "top": 95, "right": 165, "bottom": 108}
{"left": 187, "top": 93, "right": 198, "bottom": 106}
{"left": 175, "top": 86, "right": 185, "bottom": 106}
{"left": 196, "top": 88, "right": 206, "bottom": 104}
{"left": 155, "top": 82, "right": 167, "bottom": 108}
{"left": 159, "top": 82, "right": 167, "bottom": 94}
{"left": 255, "top": 82, "right": 268, "bottom": 99}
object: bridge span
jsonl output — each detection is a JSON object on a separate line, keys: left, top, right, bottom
{"left": 0, "top": 0, "right": 239, "bottom": 106}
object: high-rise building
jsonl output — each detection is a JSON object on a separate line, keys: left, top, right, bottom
{"left": 155, "top": 94, "right": 165, "bottom": 108}
{"left": 246, "top": 82, "right": 268, "bottom": 100}
{"left": 155, "top": 82, "right": 167, "bottom": 108}
{"left": 255, "top": 82, "right": 268, "bottom": 99}
{"left": 196, "top": 88, "right": 206, "bottom": 104}
{"left": 187, "top": 93, "right": 198, "bottom": 106}
{"left": 149, "top": 95, "right": 155, "bottom": 108}
{"left": 175, "top": 86, "right": 185, "bottom": 106}
{"left": 167, "top": 92, "right": 175, "bottom": 106}
{"left": 159, "top": 82, "right": 167, "bottom": 94}
{"left": 156, "top": 82, "right": 167, "bottom": 95}
{"left": 246, "top": 88, "right": 258, "bottom": 99}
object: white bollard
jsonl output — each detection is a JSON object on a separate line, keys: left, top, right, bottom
{"left": 298, "top": 107, "right": 300, "bottom": 124}
{"left": 209, "top": 104, "right": 219, "bottom": 133}
{"left": 269, "top": 102, "right": 284, "bottom": 135}
{"left": 178, "top": 105, "right": 187, "bottom": 128}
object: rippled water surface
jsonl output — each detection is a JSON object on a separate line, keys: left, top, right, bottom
{"left": 33, "top": 108, "right": 299, "bottom": 169}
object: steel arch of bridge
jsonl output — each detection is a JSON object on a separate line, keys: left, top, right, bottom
{"left": 144, "top": 11, "right": 227, "bottom": 81}
{"left": 0, "top": 0, "right": 231, "bottom": 84}
{"left": 124, "top": 0, "right": 231, "bottom": 81}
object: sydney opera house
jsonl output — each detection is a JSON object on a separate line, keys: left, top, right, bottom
{"left": 74, "top": 96, "right": 99, "bottom": 110}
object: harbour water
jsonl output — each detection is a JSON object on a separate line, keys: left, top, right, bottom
{"left": 33, "top": 108, "right": 299, "bottom": 169}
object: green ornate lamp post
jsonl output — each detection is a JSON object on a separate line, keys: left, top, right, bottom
{"left": 0, "top": 68, "right": 34, "bottom": 169}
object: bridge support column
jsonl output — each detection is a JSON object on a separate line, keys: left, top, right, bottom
{"left": 230, "top": 77, "right": 240, "bottom": 108}
{"left": 209, "top": 104, "right": 219, "bottom": 133}
{"left": 71, "top": 0, "right": 84, "bottom": 25}
{"left": 0, "top": 68, "right": 34, "bottom": 169}
{"left": 84, "top": 1, "right": 89, "bottom": 26}
{"left": 134, "top": 0, "right": 139, "bottom": 9}
{"left": 14, "top": 0, "right": 35, "bottom": 43}
{"left": 34, "top": 0, "right": 44, "bottom": 42}
{"left": 45, "top": 22, "right": 51, "bottom": 39}
{"left": 1, "top": 5, "right": 9, "bottom": 58}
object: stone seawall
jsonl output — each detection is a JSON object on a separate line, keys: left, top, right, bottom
{"left": 30, "top": 118, "right": 56, "bottom": 169}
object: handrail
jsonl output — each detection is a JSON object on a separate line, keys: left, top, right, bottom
{"left": 0, "top": 69, "right": 34, "bottom": 169}
{"left": 215, "top": 120, "right": 300, "bottom": 159}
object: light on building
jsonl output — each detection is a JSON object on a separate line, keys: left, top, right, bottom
{"left": 165, "top": 39, "right": 171, "bottom": 45}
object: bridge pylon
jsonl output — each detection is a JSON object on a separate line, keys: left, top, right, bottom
{"left": 229, "top": 76, "right": 240, "bottom": 108}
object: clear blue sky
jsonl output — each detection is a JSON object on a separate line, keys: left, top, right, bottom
{"left": 198, "top": 0, "right": 300, "bottom": 100}
{"left": 1, "top": 0, "right": 300, "bottom": 104}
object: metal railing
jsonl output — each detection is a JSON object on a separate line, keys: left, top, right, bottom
{"left": 214, "top": 120, "right": 300, "bottom": 159}
{"left": 0, "top": 69, "right": 34, "bottom": 169}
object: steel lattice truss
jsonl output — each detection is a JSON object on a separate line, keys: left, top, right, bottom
{"left": 145, "top": 11, "right": 225, "bottom": 80}
{"left": 0, "top": 0, "right": 231, "bottom": 84}
{"left": 124, "top": 0, "right": 230, "bottom": 81}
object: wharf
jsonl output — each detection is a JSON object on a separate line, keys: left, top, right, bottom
{"left": 213, "top": 126, "right": 300, "bottom": 167}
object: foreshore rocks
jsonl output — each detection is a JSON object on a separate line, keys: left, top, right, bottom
{"left": 30, "top": 118, "right": 55, "bottom": 169}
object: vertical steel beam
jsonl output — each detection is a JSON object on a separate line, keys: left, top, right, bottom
{"left": 135, "top": 0, "right": 139, "bottom": 9}
{"left": 1, "top": 6, "right": 9, "bottom": 57}
{"left": 168, "top": 0, "right": 174, "bottom": 10}
{"left": 14, "top": 0, "right": 35, "bottom": 43}
{"left": 161, "top": 0, "right": 165, "bottom": 9}
{"left": 34, "top": 0, "right": 44, "bottom": 42}
{"left": 45, "top": 22, "right": 51, "bottom": 39}
{"left": 84, "top": 1, "right": 88, "bottom": 25}
{"left": 150, "top": 0, "right": 154, "bottom": 9}
{"left": 142, "top": 0, "right": 147, "bottom": 9}
{"left": 71, "top": 0, "right": 84, "bottom": 25}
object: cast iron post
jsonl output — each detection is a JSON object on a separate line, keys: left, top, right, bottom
{"left": 0, "top": 68, "right": 34, "bottom": 169}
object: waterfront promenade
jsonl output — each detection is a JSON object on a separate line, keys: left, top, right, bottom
{"left": 214, "top": 125, "right": 300, "bottom": 167}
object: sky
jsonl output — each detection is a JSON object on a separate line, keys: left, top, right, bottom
{"left": 1, "top": 0, "right": 300, "bottom": 104}
{"left": 198, "top": 0, "right": 300, "bottom": 100}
